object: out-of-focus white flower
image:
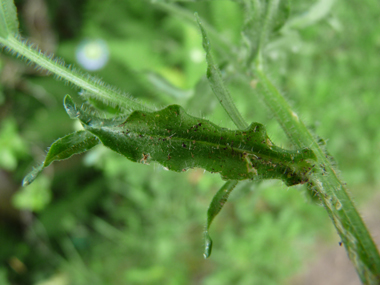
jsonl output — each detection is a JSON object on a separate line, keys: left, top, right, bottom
{"left": 190, "top": 48, "right": 204, "bottom": 63}
{"left": 76, "top": 39, "right": 109, "bottom": 71}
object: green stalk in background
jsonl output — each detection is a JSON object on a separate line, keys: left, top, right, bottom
{"left": 255, "top": 68, "right": 380, "bottom": 284}
{"left": 244, "top": 0, "right": 380, "bottom": 283}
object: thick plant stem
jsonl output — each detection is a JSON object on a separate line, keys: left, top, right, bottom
{"left": 254, "top": 67, "right": 380, "bottom": 284}
{"left": 0, "top": 36, "right": 149, "bottom": 111}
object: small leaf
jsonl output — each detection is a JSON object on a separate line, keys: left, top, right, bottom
{"left": 44, "top": 131, "right": 99, "bottom": 166}
{"left": 64, "top": 95, "right": 126, "bottom": 127}
{"left": 63, "top": 94, "right": 80, "bottom": 119}
{"left": 0, "top": 0, "right": 19, "bottom": 38}
{"left": 22, "top": 164, "right": 44, "bottom": 186}
{"left": 23, "top": 131, "right": 100, "bottom": 186}
{"left": 195, "top": 13, "right": 248, "bottom": 130}
{"left": 204, "top": 180, "right": 238, "bottom": 258}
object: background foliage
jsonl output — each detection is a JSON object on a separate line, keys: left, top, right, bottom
{"left": 0, "top": 0, "right": 379, "bottom": 284}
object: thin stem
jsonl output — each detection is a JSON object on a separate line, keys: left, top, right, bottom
{"left": 1, "top": 36, "right": 149, "bottom": 111}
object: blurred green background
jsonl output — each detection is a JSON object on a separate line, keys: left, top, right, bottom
{"left": 0, "top": 0, "right": 379, "bottom": 284}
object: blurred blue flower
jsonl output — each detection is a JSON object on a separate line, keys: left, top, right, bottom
{"left": 76, "top": 39, "right": 109, "bottom": 71}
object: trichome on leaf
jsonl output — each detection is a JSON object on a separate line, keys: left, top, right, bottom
{"left": 24, "top": 95, "right": 316, "bottom": 187}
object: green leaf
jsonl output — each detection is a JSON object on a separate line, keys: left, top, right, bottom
{"left": 204, "top": 180, "right": 238, "bottom": 258}
{"left": 64, "top": 95, "right": 127, "bottom": 127}
{"left": 23, "top": 131, "right": 100, "bottom": 186}
{"left": 195, "top": 13, "right": 248, "bottom": 130}
{"left": 0, "top": 0, "right": 19, "bottom": 38}
{"left": 81, "top": 103, "right": 315, "bottom": 186}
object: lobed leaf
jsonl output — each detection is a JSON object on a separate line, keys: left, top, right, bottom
{"left": 66, "top": 98, "right": 316, "bottom": 186}
{"left": 25, "top": 95, "right": 315, "bottom": 188}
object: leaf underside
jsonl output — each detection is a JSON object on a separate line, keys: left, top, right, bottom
{"left": 24, "top": 95, "right": 316, "bottom": 187}
{"left": 74, "top": 95, "right": 315, "bottom": 185}
{"left": 204, "top": 180, "right": 238, "bottom": 258}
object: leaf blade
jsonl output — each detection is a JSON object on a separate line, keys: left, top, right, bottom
{"left": 64, "top": 94, "right": 127, "bottom": 127}
{"left": 23, "top": 130, "right": 100, "bottom": 186}
{"left": 0, "top": 0, "right": 19, "bottom": 38}
{"left": 195, "top": 13, "right": 248, "bottom": 130}
{"left": 83, "top": 104, "right": 315, "bottom": 186}
{"left": 203, "top": 180, "right": 238, "bottom": 258}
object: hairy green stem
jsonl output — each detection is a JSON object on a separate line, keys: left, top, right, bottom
{"left": 255, "top": 66, "right": 380, "bottom": 284}
{"left": 0, "top": 36, "right": 149, "bottom": 111}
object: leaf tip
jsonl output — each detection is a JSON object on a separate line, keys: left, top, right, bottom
{"left": 22, "top": 164, "right": 44, "bottom": 186}
{"left": 203, "top": 232, "right": 213, "bottom": 259}
{"left": 63, "top": 94, "right": 78, "bottom": 119}
{"left": 194, "top": 13, "right": 210, "bottom": 53}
